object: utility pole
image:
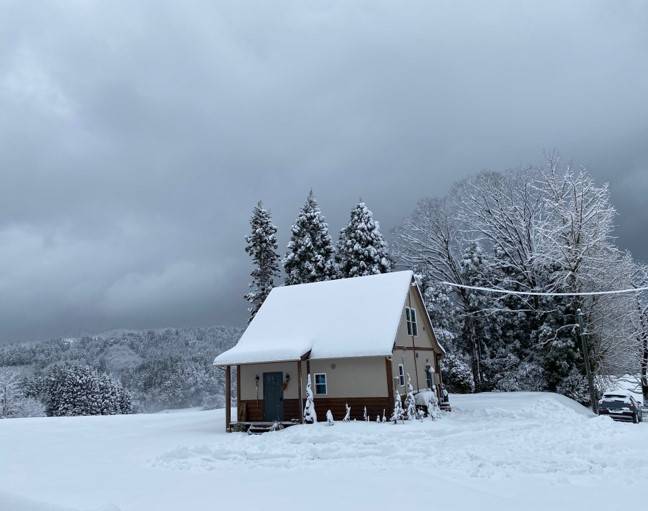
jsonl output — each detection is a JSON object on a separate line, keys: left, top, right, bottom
{"left": 576, "top": 308, "right": 598, "bottom": 413}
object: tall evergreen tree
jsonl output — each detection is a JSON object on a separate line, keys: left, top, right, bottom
{"left": 283, "top": 191, "right": 336, "bottom": 285}
{"left": 336, "top": 201, "right": 391, "bottom": 278}
{"left": 244, "top": 202, "right": 279, "bottom": 321}
{"left": 457, "top": 242, "right": 493, "bottom": 391}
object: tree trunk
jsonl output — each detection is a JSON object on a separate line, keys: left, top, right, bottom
{"left": 636, "top": 301, "right": 648, "bottom": 403}
{"left": 641, "top": 332, "right": 648, "bottom": 403}
{"left": 467, "top": 317, "right": 482, "bottom": 392}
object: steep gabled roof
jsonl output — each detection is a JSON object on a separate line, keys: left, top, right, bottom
{"left": 214, "top": 271, "right": 415, "bottom": 365}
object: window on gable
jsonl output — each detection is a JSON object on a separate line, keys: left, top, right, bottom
{"left": 398, "top": 364, "right": 405, "bottom": 386}
{"left": 425, "top": 364, "right": 434, "bottom": 388}
{"left": 314, "top": 373, "right": 327, "bottom": 395}
{"left": 405, "top": 307, "right": 418, "bottom": 336}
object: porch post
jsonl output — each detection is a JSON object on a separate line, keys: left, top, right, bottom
{"left": 225, "top": 365, "right": 231, "bottom": 432}
{"left": 298, "top": 359, "right": 304, "bottom": 423}
{"left": 236, "top": 364, "right": 241, "bottom": 422}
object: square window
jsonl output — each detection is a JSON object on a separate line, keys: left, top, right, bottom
{"left": 314, "top": 373, "right": 327, "bottom": 395}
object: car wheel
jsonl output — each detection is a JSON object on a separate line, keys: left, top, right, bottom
{"left": 633, "top": 413, "right": 639, "bottom": 424}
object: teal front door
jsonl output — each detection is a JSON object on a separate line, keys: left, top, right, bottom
{"left": 263, "top": 372, "right": 284, "bottom": 422}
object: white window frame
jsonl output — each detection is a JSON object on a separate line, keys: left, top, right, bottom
{"left": 405, "top": 307, "right": 418, "bottom": 336}
{"left": 314, "top": 373, "right": 328, "bottom": 395}
{"left": 398, "top": 364, "right": 405, "bottom": 386}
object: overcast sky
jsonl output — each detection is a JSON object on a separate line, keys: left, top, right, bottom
{"left": 1, "top": 1, "right": 647, "bottom": 343}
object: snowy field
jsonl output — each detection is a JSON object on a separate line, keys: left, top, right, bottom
{"left": 1, "top": 392, "right": 647, "bottom": 511}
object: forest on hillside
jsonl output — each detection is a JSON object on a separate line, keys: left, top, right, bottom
{"left": 0, "top": 326, "right": 240, "bottom": 417}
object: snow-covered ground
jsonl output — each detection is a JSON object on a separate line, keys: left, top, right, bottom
{"left": 1, "top": 392, "right": 646, "bottom": 511}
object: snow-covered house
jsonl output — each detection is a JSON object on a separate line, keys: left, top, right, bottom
{"left": 214, "top": 270, "right": 445, "bottom": 431}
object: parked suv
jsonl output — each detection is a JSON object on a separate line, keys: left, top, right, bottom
{"left": 598, "top": 393, "right": 643, "bottom": 424}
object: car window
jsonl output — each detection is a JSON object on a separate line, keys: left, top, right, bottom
{"left": 601, "top": 400, "right": 629, "bottom": 410}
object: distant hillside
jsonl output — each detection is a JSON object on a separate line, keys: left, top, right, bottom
{"left": 0, "top": 325, "right": 242, "bottom": 412}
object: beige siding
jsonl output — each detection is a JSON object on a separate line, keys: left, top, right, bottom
{"left": 395, "top": 286, "right": 437, "bottom": 349}
{"left": 239, "top": 361, "right": 300, "bottom": 400}
{"left": 239, "top": 356, "right": 389, "bottom": 401}
{"left": 391, "top": 349, "right": 439, "bottom": 393}
{"left": 309, "top": 357, "right": 388, "bottom": 398}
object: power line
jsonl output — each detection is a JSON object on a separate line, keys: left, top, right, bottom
{"left": 440, "top": 282, "right": 648, "bottom": 297}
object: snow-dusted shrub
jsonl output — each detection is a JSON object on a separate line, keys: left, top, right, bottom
{"left": 495, "top": 361, "right": 545, "bottom": 392}
{"left": 556, "top": 368, "right": 590, "bottom": 404}
{"left": 326, "top": 409, "right": 334, "bottom": 426}
{"left": 343, "top": 403, "right": 351, "bottom": 422}
{"left": 303, "top": 374, "right": 317, "bottom": 424}
{"left": 363, "top": 406, "right": 368, "bottom": 422}
{"left": 405, "top": 375, "right": 416, "bottom": 420}
{"left": 426, "top": 393, "right": 440, "bottom": 420}
{"left": 441, "top": 352, "right": 475, "bottom": 393}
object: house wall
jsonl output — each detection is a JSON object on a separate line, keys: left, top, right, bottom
{"left": 239, "top": 357, "right": 389, "bottom": 401}
{"left": 239, "top": 362, "right": 300, "bottom": 400}
{"left": 391, "top": 285, "right": 442, "bottom": 395}
{"left": 309, "top": 357, "right": 389, "bottom": 398}
{"left": 237, "top": 356, "right": 391, "bottom": 422}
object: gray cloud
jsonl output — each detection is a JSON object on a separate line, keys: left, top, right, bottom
{"left": 1, "top": 0, "right": 647, "bottom": 342}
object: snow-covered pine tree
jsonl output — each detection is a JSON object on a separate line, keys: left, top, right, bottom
{"left": 459, "top": 241, "right": 501, "bottom": 391}
{"left": 326, "top": 409, "right": 335, "bottom": 425}
{"left": 363, "top": 406, "right": 368, "bottom": 421}
{"left": 336, "top": 201, "right": 391, "bottom": 279}
{"left": 244, "top": 202, "right": 279, "bottom": 321}
{"left": 303, "top": 374, "right": 317, "bottom": 424}
{"left": 0, "top": 367, "right": 22, "bottom": 418}
{"left": 343, "top": 403, "right": 351, "bottom": 422}
{"left": 390, "top": 388, "right": 404, "bottom": 423}
{"left": 405, "top": 374, "right": 417, "bottom": 420}
{"left": 382, "top": 409, "right": 387, "bottom": 422}
{"left": 39, "top": 364, "right": 129, "bottom": 417}
{"left": 117, "top": 384, "right": 133, "bottom": 414}
{"left": 283, "top": 191, "right": 337, "bottom": 285}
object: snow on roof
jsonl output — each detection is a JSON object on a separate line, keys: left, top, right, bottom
{"left": 214, "top": 271, "right": 415, "bottom": 365}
